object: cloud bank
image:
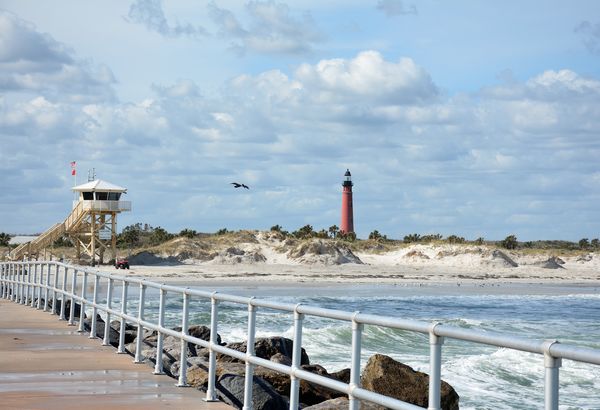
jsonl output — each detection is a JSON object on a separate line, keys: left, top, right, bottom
{"left": 1, "top": 7, "right": 599, "bottom": 241}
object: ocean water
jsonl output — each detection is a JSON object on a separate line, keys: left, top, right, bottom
{"left": 107, "top": 283, "right": 600, "bottom": 410}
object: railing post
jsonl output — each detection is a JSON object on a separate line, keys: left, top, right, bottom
{"left": 0, "top": 264, "right": 4, "bottom": 299}
{"left": 349, "top": 312, "right": 363, "bottom": 410}
{"left": 28, "top": 262, "right": 34, "bottom": 306}
{"left": 78, "top": 271, "right": 88, "bottom": 332}
{"left": 205, "top": 292, "right": 219, "bottom": 401}
{"left": 543, "top": 340, "right": 562, "bottom": 410}
{"left": 117, "top": 280, "right": 129, "bottom": 354}
{"left": 243, "top": 298, "right": 257, "bottom": 410}
{"left": 89, "top": 274, "right": 99, "bottom": 339}
{"left": 15, "top": 264, "right": 19, "bottom": 302}
{"left": 30, "top": 262, "right": 40, "bottom": 308}
{"left": 51, "top": 264, "right": 59, "bottom": 315}
{"left": 10, "top": 264, "right": 15, "bottom": 300}
{"left": 60, "top": 266, "right": 68, "bottom": 320}
{"left": 14, "top": 264, "right": 20, "bottom": 303}
{"left": 37, "top": 263, "right": 44, "bottom": 310}
{"left": 103, "top": 278, "right": 114, "bottom": 346}
{"left": 20, "top": 263, "right": 26, "bottom": 305}
{"left": 134, "top": 282, "right": 146, "bottom": 363}
{"left": 177, "top": 291, "right": 190, "bottom": 387}
{"left": 428, "top": 323, "right": 444, "bottom": 410}
{"left": 43, "top": 263, "right": 50, "bottom": 311}
{"left": 154, "top": 287, "right": 167, "bottom": 375}
{"left": 68, "top": 269, "right": 78, "bottom": 325}
{"left": 289, "top": 304, "right": 304, "bottom": 410}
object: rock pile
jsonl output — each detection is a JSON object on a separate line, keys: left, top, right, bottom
{"left": 24, "top": 296, "right": 460, "bottom": 410}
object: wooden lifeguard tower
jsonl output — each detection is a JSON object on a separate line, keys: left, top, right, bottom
{"left": 68, "top": 179, "right": 131, "bottom": 265}
{"left": 10, "top": 179, "right": 131, "bottom": 265}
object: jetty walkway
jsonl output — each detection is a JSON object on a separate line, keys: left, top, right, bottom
{"left": 0, "top": 299, "right": 232, "bottom": 410}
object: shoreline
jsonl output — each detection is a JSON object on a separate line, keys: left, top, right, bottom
{"left": 90, "top": 262, "right": 600, "bottom": 297}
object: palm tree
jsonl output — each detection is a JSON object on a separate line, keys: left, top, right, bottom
{"left": 328, "top": 225, "right": 339, "bottom": 239}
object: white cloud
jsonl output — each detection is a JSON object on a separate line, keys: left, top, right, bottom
{"left": 208, "top": 1, "right": 324, "bottom": 55}
{"left": 0, "top": 11, "right": 116, "bottom": 103}
{"left": 376, "top": 0, "right": 417, "bottom": 17}
{"left": 126, "top": 0, "right": 207, "bottom": 38}
{"left": 575, "top": 20, "right": 600, "bottom": 55}
{"left": 295, "top": 51, "right": 437, "bottom": 104}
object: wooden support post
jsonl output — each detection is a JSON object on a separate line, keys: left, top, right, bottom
{"left": 111, "top": 212, "right": 117, "bottom": 263}
{"left": 91, "top": 211, "right": 96, "bottom": 266}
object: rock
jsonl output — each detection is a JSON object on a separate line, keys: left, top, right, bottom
{"left": 220, "top": 337, "right": 310, "bottom": 365}
{"left": 127, "top": 324, "right": 221, "bottom": 370}
{"left": 83, "top": 315, "right": 120, "bottom": 347}
{"left": 216, "top": 374, "right": 288, "bottom": 410}
{"left": 361, "top": 354, "right": 459, "bottom": 410}
{"left": 303, "top": 397, "right": 350, "bottom": 410}
{"left": 270, "top": 353, "right": 292, "bottom": 366}
{"left": 331, "top": 368, "right": 350, "bottom": 384}
{"left": 109, "top": 320, "right": 138, "bottom": 344}
{"left": 254, "top": 364, "right": 346, "bottom": 406}
{"left": 183, "top": 359, "right": 246, "bottom": 388}
{"left": 303, "top": 397, "right": 382, "bottom": 410}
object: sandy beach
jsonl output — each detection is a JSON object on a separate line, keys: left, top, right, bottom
{"left": 85, "top": 235, "right": 600, "bottom": 292}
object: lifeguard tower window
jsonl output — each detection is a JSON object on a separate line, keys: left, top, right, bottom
{"left": 96, "top": 192, "right": 108, "bottom": 200}
{"left": 108, "top": 192, "right": 121, "bottom": 200}
{"left": 83, "top": 192, "right": 93, "bottom": 200}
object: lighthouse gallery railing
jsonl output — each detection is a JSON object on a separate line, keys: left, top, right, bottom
{"left": 1, "top": 261, "right": 600, "bottom": 410}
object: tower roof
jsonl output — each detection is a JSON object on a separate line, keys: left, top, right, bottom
{"left": 344, "top": 169, "right": 351, "bottom": 177}
{"left": 72, "top": 179, "right": 127, "bottom": 193}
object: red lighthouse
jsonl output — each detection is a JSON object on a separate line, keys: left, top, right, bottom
{"left": 340, "top": 169, "right": 354, "bottom": 234}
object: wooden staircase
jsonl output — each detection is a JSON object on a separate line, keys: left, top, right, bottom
{"left": 10, "top": 222, "right": 66, "bottom": 260}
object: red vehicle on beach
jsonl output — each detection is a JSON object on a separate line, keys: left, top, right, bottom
{"left": 115, "top": 258, "right": 130, "bottom": 269}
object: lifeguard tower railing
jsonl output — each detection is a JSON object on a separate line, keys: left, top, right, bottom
{"left": 1, "top": 260, "right": 599, "bottom": 410}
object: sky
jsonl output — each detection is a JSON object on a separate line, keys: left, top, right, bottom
{"left": 1, "top": 0, "right": 599, "bottom": 241}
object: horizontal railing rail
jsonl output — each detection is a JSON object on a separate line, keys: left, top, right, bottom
{"left": 1, "top": 261, "right": 599, "bottom": 410}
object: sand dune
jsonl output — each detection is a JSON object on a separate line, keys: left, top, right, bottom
{"left": 92, "top": 232, "right": 600, "bottom": 286}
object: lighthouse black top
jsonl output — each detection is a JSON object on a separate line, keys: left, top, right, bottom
{"left": 343, "top": 169, "right": 353, "bottom": 187}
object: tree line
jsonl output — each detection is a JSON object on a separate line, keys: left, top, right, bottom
{"left": 1, "top": 228, "right": 599, "bottom": 252}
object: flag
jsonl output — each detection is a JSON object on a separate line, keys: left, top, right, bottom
{"left": 71, "top": 161, "right": 76, "bottom": 176}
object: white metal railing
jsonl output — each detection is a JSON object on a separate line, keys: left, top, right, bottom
{"left": 1, "top": 261, "right": 599, "bottom": 410}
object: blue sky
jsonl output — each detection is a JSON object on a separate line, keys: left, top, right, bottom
{"left": 1, "top": 0, "right": 599, "bottom": 241}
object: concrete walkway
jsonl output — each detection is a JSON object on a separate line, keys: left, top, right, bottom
{"left": 0, "top": 299, "right": 232, "bottom": 410}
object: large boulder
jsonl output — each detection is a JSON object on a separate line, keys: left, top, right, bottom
{"left": 220, "top": 337, "right": 310, "bottom": 365}
{"left": 83, "top": 315, "right": 120, "bottom": 347}
{"left": 126, "top": 325, "right": 221, "bottom": 371}
{"left": 255, "top": 364, "right": 347, "bottom": 406}
{"left": 361, "top": 354, "right": 459, "bottom": 410}
{"left": 216, "top": 374, "right": 288, "bottom": 410}
{"left": 303, "top": 397, "right": 382, "bottom": 410}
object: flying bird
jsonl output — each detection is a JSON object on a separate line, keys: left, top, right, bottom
{"left": 231, "top": 182, "right": 250, "bottom": 189}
